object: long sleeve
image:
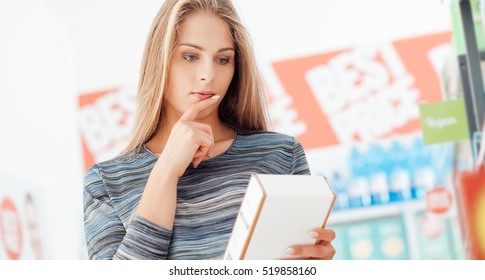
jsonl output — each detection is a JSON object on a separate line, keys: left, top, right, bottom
{"left": 83, "top": 165, "right": 173, "bottom": 259}
{"left": 290, "top": 138, "right": 311, "bottom": 175}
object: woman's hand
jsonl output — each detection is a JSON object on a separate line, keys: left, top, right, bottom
{"left": 136, "top": 96, "right": 220, "bottom": 229}
{"left": 286, "top": 228, "right": 336, "bottom": 260}
{"left": 159, "top": 95, "right": 220, "bottom": 177}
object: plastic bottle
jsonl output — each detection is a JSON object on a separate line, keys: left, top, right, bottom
{"left": 330, "top": 172, "right": 349, "bottom": 211}
{"left": 429, "top": 142, "right": 454, "bottom": 188}
{"left": 386, "top": 141, "right": 412, "bottom": 202}
{"left": 409, "top": 138, "right": 436, "bottom": 200}
{"left": 366, "top": 143, "right": 390, "bottom": 205}
{"left": 348, "top": 147, "right": 372, "bottom": 208}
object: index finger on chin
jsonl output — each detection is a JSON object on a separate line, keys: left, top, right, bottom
{"left": 179, "top": 95, "right": 220, "bottom": 122}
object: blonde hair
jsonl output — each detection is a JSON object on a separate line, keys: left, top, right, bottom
{"left": 124, "top": 0, "right": 269, "bottom": 154}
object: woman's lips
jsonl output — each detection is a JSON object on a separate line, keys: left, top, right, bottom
{"left": 191, "top": 91, "right": 215, "bottom": 100}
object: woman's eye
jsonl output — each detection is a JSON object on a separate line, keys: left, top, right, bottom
{"left": 217, "top": 57, "right": 230, "bottom": 65}
{"left": 183, "top": 54, "right": 198, "bottom": 61}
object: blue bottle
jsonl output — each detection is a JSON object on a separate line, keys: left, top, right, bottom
{"left": 348, "top": 147, "right": 372, "bottom": 208}
{"left": 429, "top": 142, "right": 454, "bottom": 188}
{"left": 409, "top": 138, "right": 435, "bottom": 200}
{"left": 366, "top": 143, "right": 390, "bottom": 205}
{"left": 387, "top": 141, "right": 412, "bottom": 202}
{"left": 330, "top": 172, "right": 349, "bottom": 211}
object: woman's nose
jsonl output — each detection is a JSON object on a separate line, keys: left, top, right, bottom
{"left": 198, "top": 59, "right": 215, "bottom": 82}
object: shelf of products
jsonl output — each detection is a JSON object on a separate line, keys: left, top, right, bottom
{"left": 307, "top": 134, "right": 463, "bottom": 260}
{"left": 326, "top": 198, "right": 463, "bottom": 260}
{"left": 327, "top": 200, "right": 425, "bottom": 225}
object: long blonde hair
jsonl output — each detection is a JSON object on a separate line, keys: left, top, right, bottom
{"left": 124, "top": 0, "right": 269, "bottom": 154}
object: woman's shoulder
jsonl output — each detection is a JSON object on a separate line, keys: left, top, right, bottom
{"left": 85, "top": 146, "right": 155, "bottom": 180}
{"left": 236, "top": 130, "right": 298, "bottom": 146}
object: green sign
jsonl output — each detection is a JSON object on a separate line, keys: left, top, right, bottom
{"left": 419, "top": 99, "right": 470, "bottom": 144}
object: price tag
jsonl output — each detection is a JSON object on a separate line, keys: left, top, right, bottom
{"left": 426, "top": 187, "right": 452, "bottom": 215}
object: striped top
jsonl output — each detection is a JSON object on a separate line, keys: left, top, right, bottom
{"left": 83, "top": 131, "right": 310, "bottom": 260}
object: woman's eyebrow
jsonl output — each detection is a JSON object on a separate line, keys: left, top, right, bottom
{"left": 179, "top": 43, "right": 235, "bottom": 53}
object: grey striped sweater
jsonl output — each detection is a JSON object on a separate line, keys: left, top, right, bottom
{"left": 83, "top": 131, "right": 311, "bottom": 259}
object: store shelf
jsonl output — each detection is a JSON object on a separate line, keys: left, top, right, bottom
{"left": 327, "top": 200, "right": 426, "bottom": 225}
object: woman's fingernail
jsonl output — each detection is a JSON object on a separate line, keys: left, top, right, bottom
{"left": 211, "top": 95, "right": 220, "bottom": 100}
{"left": 285, "top": 247, "right": 295, "bottom": 255}
{"left": 310, "top": 231, "right": 319, "bottom": 239}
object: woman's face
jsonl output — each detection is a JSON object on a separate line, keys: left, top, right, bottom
{"left": 165, "top": 11, "right": 235, "bottom": 121}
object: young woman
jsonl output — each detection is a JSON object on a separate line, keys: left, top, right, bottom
{"left": 83, "top": 0, "right": 335, "bottom": 260}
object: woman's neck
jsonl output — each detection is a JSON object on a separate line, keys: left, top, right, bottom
{"left": 145, "top": 112, "right": 234, "bottom": 155}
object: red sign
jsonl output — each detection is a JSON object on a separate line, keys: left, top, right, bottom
{"left": 426, "top": 187, "right": 453, "bottom": 215}
{"left": 79, "top": 87, "right": 136, "bottom": 171}
{"left": 271, "top": 32, "right": 451, "bottom": 149}
{"left": 0, "top": 197, "right": 23, "bottom": 260}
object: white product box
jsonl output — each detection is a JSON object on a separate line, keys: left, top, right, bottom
{"left": 224, "top": 174, "right": 336, "bottom": 260}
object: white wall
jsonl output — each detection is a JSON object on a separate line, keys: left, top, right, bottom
{"left": 236, "top": 0, "right": 450, "bottom": 61}
{"left": 0, "top": 0, "right": 451, "bottom": 259}
{"left": 0, "top": 0, "right": 83, "bottom": 259}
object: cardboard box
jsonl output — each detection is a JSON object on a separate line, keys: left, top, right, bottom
{"left": 223, "top": 174, "right": 336, "bottom": 260}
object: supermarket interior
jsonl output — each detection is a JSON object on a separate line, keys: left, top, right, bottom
{"left": 0, "top": 0, "right": 484, "bottom": 260}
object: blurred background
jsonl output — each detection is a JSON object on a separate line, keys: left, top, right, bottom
{"left": 0, "top": 0, "right": 484, "bottom": 260}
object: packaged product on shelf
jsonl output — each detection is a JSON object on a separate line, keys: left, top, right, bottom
{"left": 372, "top": 217, "right": 409, "bottom": 260}
{"left": 449, "top": 214, "right": 466, "bottom": 260}
{"left": 431, "top": 142, "right": 454, "bottom": 183}
{"left": 387, "top": 141, "right": 413, "bottom": 202}
{"left": 346, "top": 221, "right": 379, "bottom": 260}
{"left": 348, "top": 147, "right": 372, "bottom": 208}
{"left": 329, "top": 172, "right": 349, "bottom": 211}
{"left": 415, "top": 212, "right": 456, "bottom": 259}
{"left": 410, "top": 138, "right": 436, "bottom": 200}
{"left": 367, "top": 143, "right": 391, "bottom": 205}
